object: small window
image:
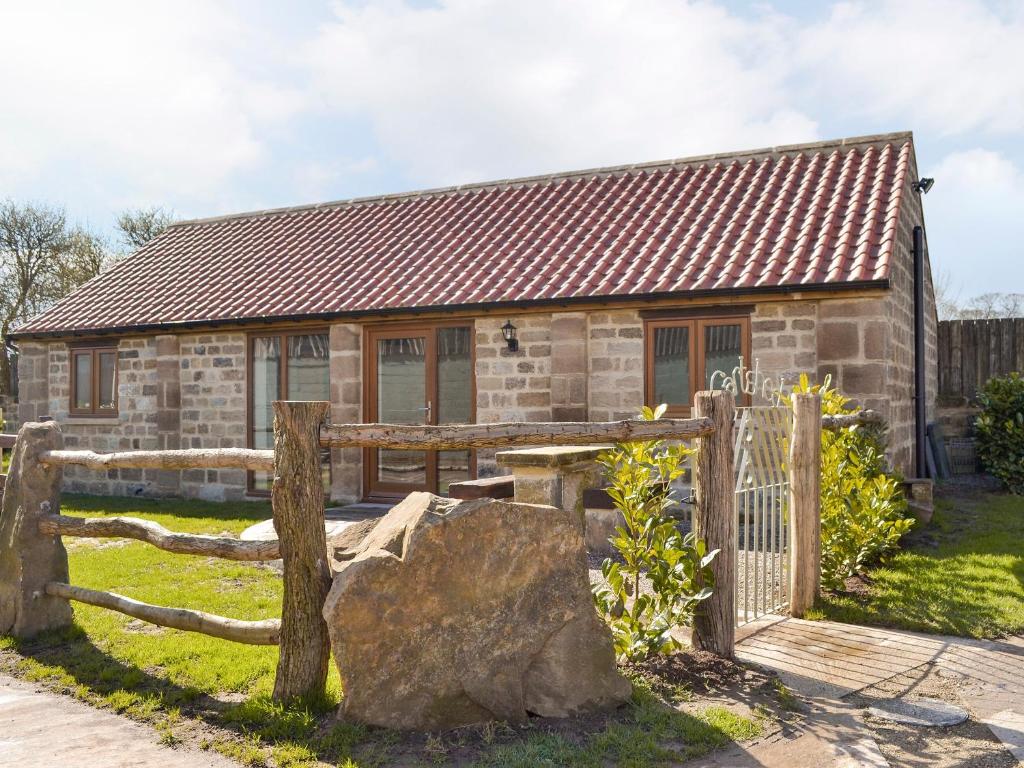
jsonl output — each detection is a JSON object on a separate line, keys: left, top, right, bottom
{"left": 70, "top": 346, "right": 118, "bottom": 416}
{"left": 644, "top": 316, "right": 750, "bottom": 415}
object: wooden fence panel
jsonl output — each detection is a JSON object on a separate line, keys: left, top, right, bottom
{"left": 938, "top": 319, "right": 1024, "bottom": 401}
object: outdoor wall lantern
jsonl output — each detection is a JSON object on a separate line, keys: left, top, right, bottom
{"left": 501, "top": 320, "right": 519, "bottom": 352}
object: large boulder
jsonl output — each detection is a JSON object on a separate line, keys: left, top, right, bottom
{"left": 323, "top": 492, "right": 630, "bottom": 730}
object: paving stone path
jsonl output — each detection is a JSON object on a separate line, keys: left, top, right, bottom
{"left": 709, "top": 617, "right": 1024, "bottom": 767}
{"left": 0, "top": 674, "right": 235, "bottom": 768}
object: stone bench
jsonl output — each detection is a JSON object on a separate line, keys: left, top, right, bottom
{"left": 447, "top": 475, "right": 514, "bottom": 500}
{"left": 496, "top": 446, "right": 617, "bottom": 552}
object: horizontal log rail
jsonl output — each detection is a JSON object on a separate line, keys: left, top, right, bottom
{"left": 38, "top": 513, "right": 281, "bottom": 561}
{"left": 821, "top": 409, "right": 884, "bottom": 431}
{"left": 44, "top": 582, "right": 281, "bottom": 645}
{"left": 320, "top": 417, "right": 715, "bottom": 450}
{"left": 38, "top": 447, "right": 274, "bottom": 472}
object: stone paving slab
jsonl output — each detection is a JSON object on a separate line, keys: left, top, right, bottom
{"left": 0, "top": 674, "right": 234, "bottom": 768}
{"left": 737, "top": 617, "right": 1024, "bottom": 765}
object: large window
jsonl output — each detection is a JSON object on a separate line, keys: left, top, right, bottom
{"left": 70, "top": 346, "right": 118, "bottom": 416}
{"left": 248, "top": 330, "right": 331, "bottom": 493}
{"left": 644, "top": 316, "right": 750, "bottom": 415}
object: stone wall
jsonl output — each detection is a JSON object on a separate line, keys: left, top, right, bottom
{"left": 30, "top": 338, "right": 168, "bottom": 496}
{"left": 883, "top": 154, "right": 938, "bottom": 475}
{"left": 586, "top": 310, "right": 644, "bottom": 422}
{"left": 178, "top": 332, "right": 247, "bottom": 501}
{"left": 750, "top": 302, "right": 817, "bottom": 395}
{"left": 475, "top": 314, "right": 553, "bottom": 476}
{"left": 550, "top": 312, "right": 588, "bottom": 422}
{"left": 15, "top": 343, "right": 48, "bottom": 426}
{"left": 329, "top": 323, "right": 362, "bottom": 504}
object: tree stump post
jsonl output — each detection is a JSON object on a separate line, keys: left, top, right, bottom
{"left": 0, "top": 421, "right": 73, "bottom": 637}
{"left": 271, "top": 401, "right": 332, "bottom": 702}
{"left": 788, "top": 392, "right": 822, "bottom": 617}
{"left": 691, "top": 390, "right": 736, "bottom": 658}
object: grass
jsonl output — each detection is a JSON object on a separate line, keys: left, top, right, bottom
{"left": 818, "top": 490, "right": 1024, "bottom": 639}
{"left": 0, "top": 493, "right": 772, "bottom": 766}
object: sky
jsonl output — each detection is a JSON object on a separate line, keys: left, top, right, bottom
{"left": 1, "top": 0, "right": 1022, "bottom": 299}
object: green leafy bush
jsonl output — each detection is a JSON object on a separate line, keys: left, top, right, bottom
{"left": 787, "top": 376, "right": 913, "bottom": 591}
{"left": 592, "top": 405, "right": 717, "bottom": 661}
{"left": 975, "top": 372, "right": 1024, "bottom": 494}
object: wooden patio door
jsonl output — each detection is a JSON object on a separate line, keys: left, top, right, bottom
{"left": 365, "top": 324, "right": 474, "bottom": 500}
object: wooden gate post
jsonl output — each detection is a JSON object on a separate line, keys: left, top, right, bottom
{"left": 692, "top": 390, "right": 736, "bottom": 658}
{"left": 0, "top": 421, "right": 73, "bottom": 637}
{"left": 271, "top": 401, "right": 332, "bottom": 702}
{"left": 788, "top": 392, "right": 822, "bottom": 617}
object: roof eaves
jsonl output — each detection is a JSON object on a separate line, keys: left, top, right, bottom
{"left": 7, "top": 278, "right": 891, "bottom": 342}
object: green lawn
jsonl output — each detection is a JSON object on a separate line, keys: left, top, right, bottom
{"left": 0, "top": 494, "right": 774, "bottom": 767}
{"left": 818, "top": 490, "right": 1024, "bottom": 639}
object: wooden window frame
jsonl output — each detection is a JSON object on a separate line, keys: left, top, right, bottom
{"left": 644, "top": 315, "right": 751, "bottom": 416}
{"left": 245, "top": 327, "right": 331, "bottom": 496}
{"left": 362, "top": 320, "right": 477, "bottom": 502}
{"left": 69, "top": 345, "right": 119, "bottom": 417}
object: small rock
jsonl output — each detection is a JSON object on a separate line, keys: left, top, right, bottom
{"left": 867, "top": 696, "right": 969, "bottom": 727}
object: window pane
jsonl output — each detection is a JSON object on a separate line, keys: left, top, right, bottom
{"left": 74, "top": 353, "right": 92, "bottom": 410}
{"left": 704, "top": 324, "right": 743, "bottom": 389}
{"left": 251, "top": 337, "right": 280, "bottom": 492}
{"left": 287, "top": 333, "right": 330, "bottom": 400}
{"left": 438, "top": 450, "right": 471, "bottom": 495}
{"left": 377, "top": 336, "right": 427, "bottom": 485}
{"left": 436, "top": 327, "right": 472, "bottom": 425}
{"left": 436, "top": 327, "right": 473, "bottom": 492}
{"left": 653, "top": 326, "right": 690, "bottom": 407}
{"left": 98, "top": 352, "right": 117, "bottom": 410}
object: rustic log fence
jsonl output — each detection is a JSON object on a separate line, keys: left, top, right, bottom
{"left": 0, "top": 391, "right": 853, "bottom": 701}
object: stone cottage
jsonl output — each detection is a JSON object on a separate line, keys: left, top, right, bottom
{"left": 10, "top": 132, "right": 937, "bottom": 502}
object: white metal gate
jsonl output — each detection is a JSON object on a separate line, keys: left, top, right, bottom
{"left": 733, "top": 406, "right": 791, "bottom": 623}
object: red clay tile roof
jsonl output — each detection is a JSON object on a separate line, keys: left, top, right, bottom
{"left": 13, "top": 132, "right": 915, "bottom": 338}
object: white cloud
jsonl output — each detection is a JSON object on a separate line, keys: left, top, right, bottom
{"left": 304, "top": 0, "right": 819, "bottom": 184}
{"left": 925, "top": 149, "right": 1024, "bottom": 295}
{"left": 0, "top": 1, "right": 304, "bottom": 209}
{"left": 797, "top": 0, "right": 1024, "bottom": 136}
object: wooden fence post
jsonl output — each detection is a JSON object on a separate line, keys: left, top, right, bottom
{"left": 271, "top": 401, "right": 332, "bottom": 702}
{"left": 0, "top": 421, "right": 73, "bottom": 637}
{"left": 691, "top": 390, "right": 736, "bottom": 658}
{"left": 788, "top": 392, "right": 822, "bottom": 617}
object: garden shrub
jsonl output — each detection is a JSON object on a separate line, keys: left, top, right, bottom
{"left": 786, "top": 375, "right": 913, "bottom": 591}
{"left": 592, "top": 405, "right": 716, "bottom": 661}
{"left": 975, "top": 372, "right": 1024, "bottom": 494}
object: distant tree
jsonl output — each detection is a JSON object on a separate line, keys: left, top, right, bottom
{"left": 0, "top": 200, "right": 110, "bottom": 397}
{"left": 933, "top": 268, "right": 962, "bottom": 321}
{"left": 115, "top": 206, "right": 175, "bottom": 251}
{"left": 959, "top": 292, "right": 1024, "bottom": 320}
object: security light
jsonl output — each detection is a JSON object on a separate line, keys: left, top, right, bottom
{"left": 912, "top": 177, "right": 935, "bottom": 194}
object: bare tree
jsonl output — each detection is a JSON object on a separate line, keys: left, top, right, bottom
{"left": 115, "top": 206, "right": 175, "bottom": 251}
{"left": 959, "top": 292, "right": 1024, "bottom": 320}
{"left": 933, "top": 267, "right": 963, "bottom": 320}
{"left": 0, "top": 201, "right": 109, "bottom": 397}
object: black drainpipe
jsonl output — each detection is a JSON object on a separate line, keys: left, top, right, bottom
{"left": 913, "top": 225, "right": 928, "bottom": 478}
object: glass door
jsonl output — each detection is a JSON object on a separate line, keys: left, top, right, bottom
{"left": 366, "top": 324, "right": 474, "bottom": 499}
